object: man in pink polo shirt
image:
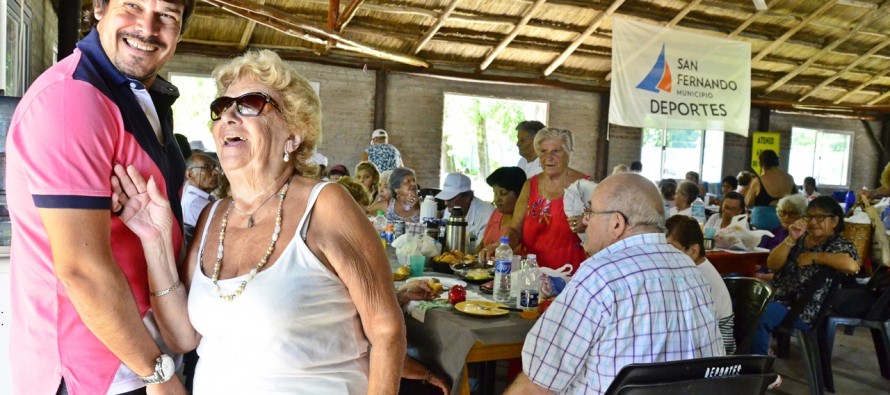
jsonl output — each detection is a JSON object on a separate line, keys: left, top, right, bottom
{"left": 5, "top": 1, "right": 194, "bottom": 394}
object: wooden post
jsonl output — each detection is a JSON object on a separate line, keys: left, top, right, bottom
{"left": 374, "top": 69, "right": 387, "bottom": 130}
{"left": 595, "top": 95, "right": 610, "bottom": 181}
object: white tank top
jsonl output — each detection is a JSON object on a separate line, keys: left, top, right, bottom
{"left": 189, "top": 182, "right": 370, "bottom": 394}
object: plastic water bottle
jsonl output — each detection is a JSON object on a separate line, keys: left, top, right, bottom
{"left": 691, "top": 197, "right": 706, "bottom": 225}
{"left": 844, "top": 191, "right": 857, "bottom": 215}
{"left": 517, "top": 254, "right": 541, "bottom": 309}
{"left": 373, "top": 210, "right": 388, "bottom": 237}
{"left": 493, "top": 237, "right": 513, "bottom": 303}
{"left": 883, "top": 206, "right": 890, "bottom": 230}
{"left": 420, "top": 195, "right": 438, "bottom": 221}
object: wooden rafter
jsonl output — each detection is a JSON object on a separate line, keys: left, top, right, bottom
{"left": 544, "top": 0, "right": 625, "bottom": 77}
{"left": 237, "top": 0, "right": 264, "bottom": 50}
{"left": 203, "top": 0, "right": 429, "bottom": 67}
{"left": 603, "top": 0, "right": 700, "bottom": 81}
{"left": 763, "top": 6, "right": 885, "bottom": 96}
{"left": 478, "top": 0, "right": 547, "bottom": 71}
{"left": 867, "top": 89, "right": 890, "bottom": 105}
{"left": 726, "top": 0, "right": 779, "bottom": 38}
{"left": 798, "top": 37, "right": 890, "bottom": 102}
{"left": 834, "top": 63, "right": 890, "bottom": 104}
{"left": 412, "top": 0, "right": 461, "bottom": 54}
{"left": 328, "top": 0, "right": 340, "bottom": 47}
{"left": 338, "top": 0, "right": 365, "bottom": 31}
{"left": 751, "top": 1, "right": 837, "bottom": 63}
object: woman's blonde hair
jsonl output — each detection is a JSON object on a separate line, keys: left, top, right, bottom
{"left": 533, "top": 127, "right": 574, "bottom": 158}
{"left": 882, "top": 161, "right": 890, "bottom": 188}
{"left": 354, "top": 161, "right": 380, "bottom": 196}
{"left": 337, "top": 176, "right": 372, "bottom": 208}
{"left": 212, "top": 50, "right": 321, "bottom": 176}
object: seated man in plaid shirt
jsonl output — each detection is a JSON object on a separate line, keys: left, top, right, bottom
{"left": 506, "top": 173, "right": 725, "bottom": 395}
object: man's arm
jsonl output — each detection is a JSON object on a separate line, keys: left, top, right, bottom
{"left": 40, "top": 208, "right": 171, "bottom": 379}
{"left": 505, "top": 373, "right": 554, "bottom": 395}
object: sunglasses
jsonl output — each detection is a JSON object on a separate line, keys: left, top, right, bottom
{"left": 210, "top": 92, "right": 280, "bottom": 121}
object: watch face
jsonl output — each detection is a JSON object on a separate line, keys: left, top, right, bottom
{"left": 159, "top": 354, "right": 175, "bottom": 380}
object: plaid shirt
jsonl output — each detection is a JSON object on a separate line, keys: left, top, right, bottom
{"left": 522, "top": 233, "right": 725, "bottom": 394}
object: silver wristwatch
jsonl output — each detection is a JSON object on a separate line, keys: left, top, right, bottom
{"left": 139, "top": 354, "right": 175, "bottom": 385}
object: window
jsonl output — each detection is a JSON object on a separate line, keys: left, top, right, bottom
{"left": 169, "top": 74, "right": 218, "bottom": 152}
{"left": 442, "top": 93, "right": 548, "bottom": 201}
{"left": 788, "top": 127, "right": 853, "bottom": 189}
{"left": 5, "top": 0, "right": 32, "bottom": 96}
{"left": 640, "top": 128, "right": 724, "bottom": 183}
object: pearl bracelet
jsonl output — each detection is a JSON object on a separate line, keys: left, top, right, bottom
{"left": 150, "top": 279, "right": 182, "bottom": 297}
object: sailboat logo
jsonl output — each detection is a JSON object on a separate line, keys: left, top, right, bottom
{"left": 636, "top": 44, "right": 672, "bottom": 93}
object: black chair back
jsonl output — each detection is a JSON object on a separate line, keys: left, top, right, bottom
{"left": 614, "top": 373, "right": 778, "bottom": 395}
{"left": 604, "top": 355, "right": 775, "bottom": 394}
{"left": 723, "top": 277, "right": 773, "bottom": 354}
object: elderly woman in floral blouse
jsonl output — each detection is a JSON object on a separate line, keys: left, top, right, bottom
{"left": 752, "top": 196, "right": 859, "bottom": 355}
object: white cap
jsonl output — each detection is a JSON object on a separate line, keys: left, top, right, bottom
{"left": 311, "top": 152, "right": 328, "bottom": 167}
{"left": 371, "top": 129, "right": 388, "bottom": 139}
{"left": 435, "top": 173, "right": 472, "bottom": 200}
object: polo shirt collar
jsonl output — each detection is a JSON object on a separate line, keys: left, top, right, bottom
{"left": 594, "top": 233, "right": 667, "bottom": 260}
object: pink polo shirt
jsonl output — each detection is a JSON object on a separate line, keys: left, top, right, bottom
{"left": 6, "top": 30, "right": 184, "bottom": 395}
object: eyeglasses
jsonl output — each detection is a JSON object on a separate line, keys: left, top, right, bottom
{"left": 803, "top": 214, "right": 836, "bottom": 222}
{"left": 210, "top": 92, "right": 280, "bottom": 121}
{"left": 583, "top": 207, "right": 626, "bottom": 222}
{"left": 189, "top": 164, "right": 221, "bottom": 172}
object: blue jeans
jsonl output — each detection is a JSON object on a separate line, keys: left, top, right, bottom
{"left": 752, "top": 301, "right": 810, "bottom": 355}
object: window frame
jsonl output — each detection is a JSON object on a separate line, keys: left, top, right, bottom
{"left": 640, "top": 128, "right": 724, "bottom": 184}
{"left": 788, "top": 126, "right": 854, "bottom": 190}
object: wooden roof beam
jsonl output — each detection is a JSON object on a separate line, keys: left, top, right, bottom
{"left": 763, "top": 6, "right": 884, "bottom": 95}
{"left": 727, "top": 0, "right": 780, "bottom": 38}
{"left": 479, "top": 0, "right": 547, "bottom": 71}
{"left": 751, "top": 0, "right": 838, "bottom": 63}
{"left": 867, "top": 89, "right": 890, "bottom": 105}
{"left": 412, "top": 0, "right": 461, "bottom": 54}
{"left": 338, "top": 0, "right": 365, "bottom": 31}
{"left": 799, "top": 37, "right": 890, "bottom": 102}
{"left": 834, "top": 63, "right": 890, "bottom": 104}
{"left": 328, "top": 0, "right": 339, "bottom": 47}
{"left": 237, "top": 0, "right": 265, "bottom": 50}
{"left": 544, "top": 0, "right": 625, "bottom": 77}
{"left": 603, "top": 0, "right": 701, "bottom": 81}
{"left": 203, "top": 0, "right": 429, "bottom": 67}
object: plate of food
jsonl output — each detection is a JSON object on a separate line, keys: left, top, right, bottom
{"left": 392, "top": 266, "right": 411, "bottom": 281}
{"left": 407, "top": 276, "right": 467, "bottom": 293}
{"left": 454, "top": 300, "right": 510, "bottom": 317}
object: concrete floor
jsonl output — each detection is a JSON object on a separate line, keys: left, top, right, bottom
{"left": 771, "top": 326, "right": 889, "bottom": 394}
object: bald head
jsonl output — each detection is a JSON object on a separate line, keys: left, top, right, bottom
{"left": 593, "top": 173, "right": 666, "bottom": 234}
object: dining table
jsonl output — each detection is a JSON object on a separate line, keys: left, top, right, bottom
{"left": 705, "top": 248, "right": 770, "bottom": 277}
{"left": 390, "top": 250, "right": 537, "bottom": 395}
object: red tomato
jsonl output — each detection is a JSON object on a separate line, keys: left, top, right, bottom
{"left": 538, "top": 298, "right": 554, "bottom": 314}
{"left": 448, "top": 285, "right": 467, "bottom": 305}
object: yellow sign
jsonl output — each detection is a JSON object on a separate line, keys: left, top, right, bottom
{"left": 751, "top": 132, "right": 780, "bottom": 174}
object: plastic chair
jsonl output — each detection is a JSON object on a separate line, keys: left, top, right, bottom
{"left": 822, "top": 266, "right": 890, "bottom": 392}
{"left": 724, "top": 277, "right": 774, "bottom": 354}
{"left": 604, "top": 355, "right": 775, "bottom": 394}
{"left": 774, "top": 269, "right": 841, "bottom": 395}
{"left": 613, "top": 373, "right": 778, "bottom": 395}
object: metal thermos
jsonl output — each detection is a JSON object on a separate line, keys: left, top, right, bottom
{"left": 445, "top": 207, "right": 468, "bottom": 253}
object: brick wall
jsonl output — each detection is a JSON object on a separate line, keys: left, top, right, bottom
{"left": 163, "top": 53, "right": 883, "bottom": 194}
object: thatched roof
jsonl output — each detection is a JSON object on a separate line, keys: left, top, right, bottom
{"left": 81, "top": 0, "right": 890, "bottom": 111}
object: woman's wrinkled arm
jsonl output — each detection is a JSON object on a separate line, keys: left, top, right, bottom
{"left": 798, "top": 251, "right": 859, "bottom": 274}
{"left": 314, "top": 185, "right": 406, "bottom": 394}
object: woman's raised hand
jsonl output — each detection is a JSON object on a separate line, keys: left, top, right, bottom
{"left": 788, "top": 218, "right": 807, "bottom": 241}
{"left": 111, "top": 164, "right": 174, "bottom": 243}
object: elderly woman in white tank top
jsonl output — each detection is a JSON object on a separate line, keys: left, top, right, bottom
{"left": 110, "top": 50, "right": 405, "bottom": 394}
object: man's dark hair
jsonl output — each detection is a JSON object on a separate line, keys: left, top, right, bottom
{"left": 665, "top": 215, "right": 705, "bottom": 260}
{"left": 486, "top": 166, "right": 527, "bottom": 196}
{"left": 722, "top": 191, "right": 746, "bottom": 213}
{"left": 685, "top": 171, "right": 700, "bottom": 183}
{"left": 630, "top": 161, "right": 642, "bottom": 172}
{"left": 659, "top": 179, "right": 677, "bottom": 200}
{"left": 722, "top": 175, "right": 738, "bottom": 190}
{"left": 92, "top": 0, "right": 196, "bottom": 33}
{"left": 516, "top": 120, "right": 546, "bottom": 136}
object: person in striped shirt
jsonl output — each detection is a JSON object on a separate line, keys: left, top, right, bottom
{"left": 506, "top": 173, "right": 724, "bottom": 395}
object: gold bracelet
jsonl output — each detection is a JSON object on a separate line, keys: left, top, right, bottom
{"left": 783, "top": 237, "right": 796, "bottom": 247}
{"left": 422, "top": 369, "right": 432, "bottom": 385}
{"left": 150, "top": 279, "right": 181, "bottom": 297}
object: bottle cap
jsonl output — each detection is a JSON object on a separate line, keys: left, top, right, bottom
{"left": 527, "top": 254, "right": 537, "bottom": 260}
{"left": 500, "top": 236, "right": 509, "bottom": 244}
{"left": 377, "top": 210, "right": 384, "bottom": 215}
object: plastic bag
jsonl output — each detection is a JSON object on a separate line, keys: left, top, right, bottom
{"left": 714, "top": 214, "right": 774, "bottom": 250}
{"left": 564, "top": 179, "right": 598, "bottom": 238}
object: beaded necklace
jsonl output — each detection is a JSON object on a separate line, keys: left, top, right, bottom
{"left": 212, "top": 177, "right": 291, "bottom": 301}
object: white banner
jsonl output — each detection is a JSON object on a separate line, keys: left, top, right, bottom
{"left": 609, "top": 17, "right": 751, "bottom": 136}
